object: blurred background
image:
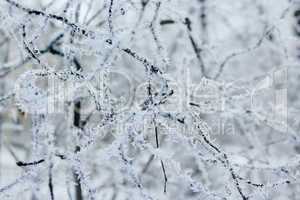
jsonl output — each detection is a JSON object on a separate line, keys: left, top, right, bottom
{"left": 0, "top": 0, "right": 300, "bottom": 199}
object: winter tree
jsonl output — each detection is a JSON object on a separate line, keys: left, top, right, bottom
{"left": 0, "top": 0, "right": 299, "bottom": 200}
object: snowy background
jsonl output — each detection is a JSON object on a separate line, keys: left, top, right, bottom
{"left": 0, "top": 0, "right": 300, "bottom": 199}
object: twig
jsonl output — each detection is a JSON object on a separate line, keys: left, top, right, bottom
{"left": 16, "top": 159, "right": 45, "bottom": 166}
{"left": 48, "top": 163, "right": 54, "bottom": 200}
{"left": 108, "top": 0, "right": 114, "bottom": 38}
{"left": 184, "top": 17, "right": 207, "bottom": 77}
{"left": 153, "top": 120, "right": 168, "bottom": 193}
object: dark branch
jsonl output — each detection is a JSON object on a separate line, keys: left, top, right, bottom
{"left": 16, "top": 159, "right": 45, "bottom": 167}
